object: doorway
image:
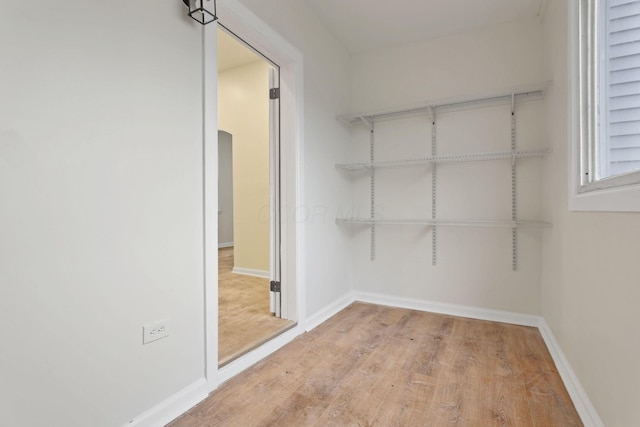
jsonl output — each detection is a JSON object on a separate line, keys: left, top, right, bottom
{"left": 217, "top": 28, "right": 294, "bottom": 367}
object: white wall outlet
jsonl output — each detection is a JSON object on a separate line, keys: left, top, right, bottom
{"left": 143, "top": 320, "right": 170, "bottom": 345}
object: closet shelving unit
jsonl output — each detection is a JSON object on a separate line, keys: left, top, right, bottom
{"left": 335, "top": 148, "right": 551, "bottom": 171}
{"left": 335, "top": 82, "right": 552, "bottom": 270}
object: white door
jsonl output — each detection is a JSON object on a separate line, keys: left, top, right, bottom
{"left": 269, "top": 67, "right": 281, "bottom": 317}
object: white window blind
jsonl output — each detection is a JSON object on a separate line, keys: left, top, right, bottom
{"left": 601, "top": 0, "right": 640, "bottom": 178}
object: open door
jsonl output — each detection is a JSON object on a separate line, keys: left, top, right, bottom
{"left": 217, "top": 28, "right": 294, "bottom": 366}
{"left": 269, "top": 67, "right": 281, "bottom": 317}
{"left": 206, "top": 8, "right": 302, "bottom": 380}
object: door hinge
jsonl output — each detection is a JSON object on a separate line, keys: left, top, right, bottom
{"left": 270, "top": 281, "right": 281, "bottom": 292}
{"left": 269, "top": 88, "right": 280, "bottom": 100}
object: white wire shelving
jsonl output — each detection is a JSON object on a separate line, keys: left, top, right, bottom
{"left": 335, "top": 82, "right": 553, "bottom": 269}
{"left": 335, "top": 148, "right": 551, "bottom": 171}
{"left": 336, "top": 82, "right": 550, "bottom": 125}
{"left": 335, "top": 218, "right": 552, "bottom": 228}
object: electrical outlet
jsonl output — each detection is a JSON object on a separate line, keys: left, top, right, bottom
{"left": 143, "top": 320, "right": 170, "bottom": 345}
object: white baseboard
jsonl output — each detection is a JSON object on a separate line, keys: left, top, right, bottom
{"left": 353, "top": 290, "right": 541, "bottom": 327}
{"left": 538, "top": 318, "right": 605, "bottom": 427}
{"left": 218, "top": 242, "right": 234, "bottom": 248}
{"left": 232, "top": 267, "right": 269, "bottom": 279}
{"left": 127, "top": 378, "right": 209, "bottom": 427}
{"left": 305, "top": 291, "right": 356, "bottom": 332}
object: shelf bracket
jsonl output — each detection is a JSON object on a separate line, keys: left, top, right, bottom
{"left": 359, "top": 116, "right": 373, "bottom": 131}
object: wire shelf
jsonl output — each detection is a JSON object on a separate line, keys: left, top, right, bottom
{"left": 336, "top": 218, "right": 434, "bottom": 225}
{"left": 335, "top": 158, "right": 431, "bottom": 171}
{"left": 336, "top": 217, "right": 552, "bottom": 228}
{"left": 337, "top": 82, "right": 551, "bottom": 125}
{"left": 335, "top": 148, "right": 551, "bottom": 171}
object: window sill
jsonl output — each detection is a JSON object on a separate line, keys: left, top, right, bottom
{"left": 569, "top": 182, "right": 640, "bottom": 212}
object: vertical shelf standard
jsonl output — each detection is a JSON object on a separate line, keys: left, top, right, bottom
{"left": 430, "top": 106, "right": 437, "bottom": 266}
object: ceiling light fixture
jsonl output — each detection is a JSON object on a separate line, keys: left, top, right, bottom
{"left": 182, "top": 0, "right": 218, "bottom": 25}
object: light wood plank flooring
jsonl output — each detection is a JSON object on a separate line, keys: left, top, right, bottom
{"left": 173, "top": 302, "right": 582, "bottom": 426}
{"left": 218, "top": 247, "right": 294, "bottom": 366}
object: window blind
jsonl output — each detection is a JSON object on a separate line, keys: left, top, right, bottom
{"left": 604, "top": 0, "right": 640, "bottom": 177}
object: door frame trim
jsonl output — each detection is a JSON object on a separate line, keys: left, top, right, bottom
{"left": 203, "top": 0, "right": 305, "bottom": 391}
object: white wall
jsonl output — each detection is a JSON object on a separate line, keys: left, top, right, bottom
{"left": 347, "top": 19, "right": 547, "bottom": 314}
{"left": 0, "top": 0, "right": 353, "bottom": 422}
{"left": 0, "top": 2, "right": 205, "bottom": 426}
{"left": 235, "top": 0, "right": 354, "bottom": 318}
{"left": 541, "top": 2, "right": 640, "bottom": 426}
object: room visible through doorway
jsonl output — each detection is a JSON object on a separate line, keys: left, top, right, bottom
{"left": 217, "top": 28, "right": 294, "bottom": 367}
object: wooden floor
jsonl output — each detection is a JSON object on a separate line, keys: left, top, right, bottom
{"left": 218, "top": 247, "right": 294, "bottom": 366}
{"left": 172, "top": 302, "right": 582, "bottom": 426}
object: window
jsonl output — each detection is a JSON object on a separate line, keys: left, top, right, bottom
{"left": 578, "top": 0, "right": 640, "bottom": 194}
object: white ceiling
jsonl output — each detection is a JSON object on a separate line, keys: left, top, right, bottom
{"left": 304, "top": 0, "right": 545, "bottom": 53}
